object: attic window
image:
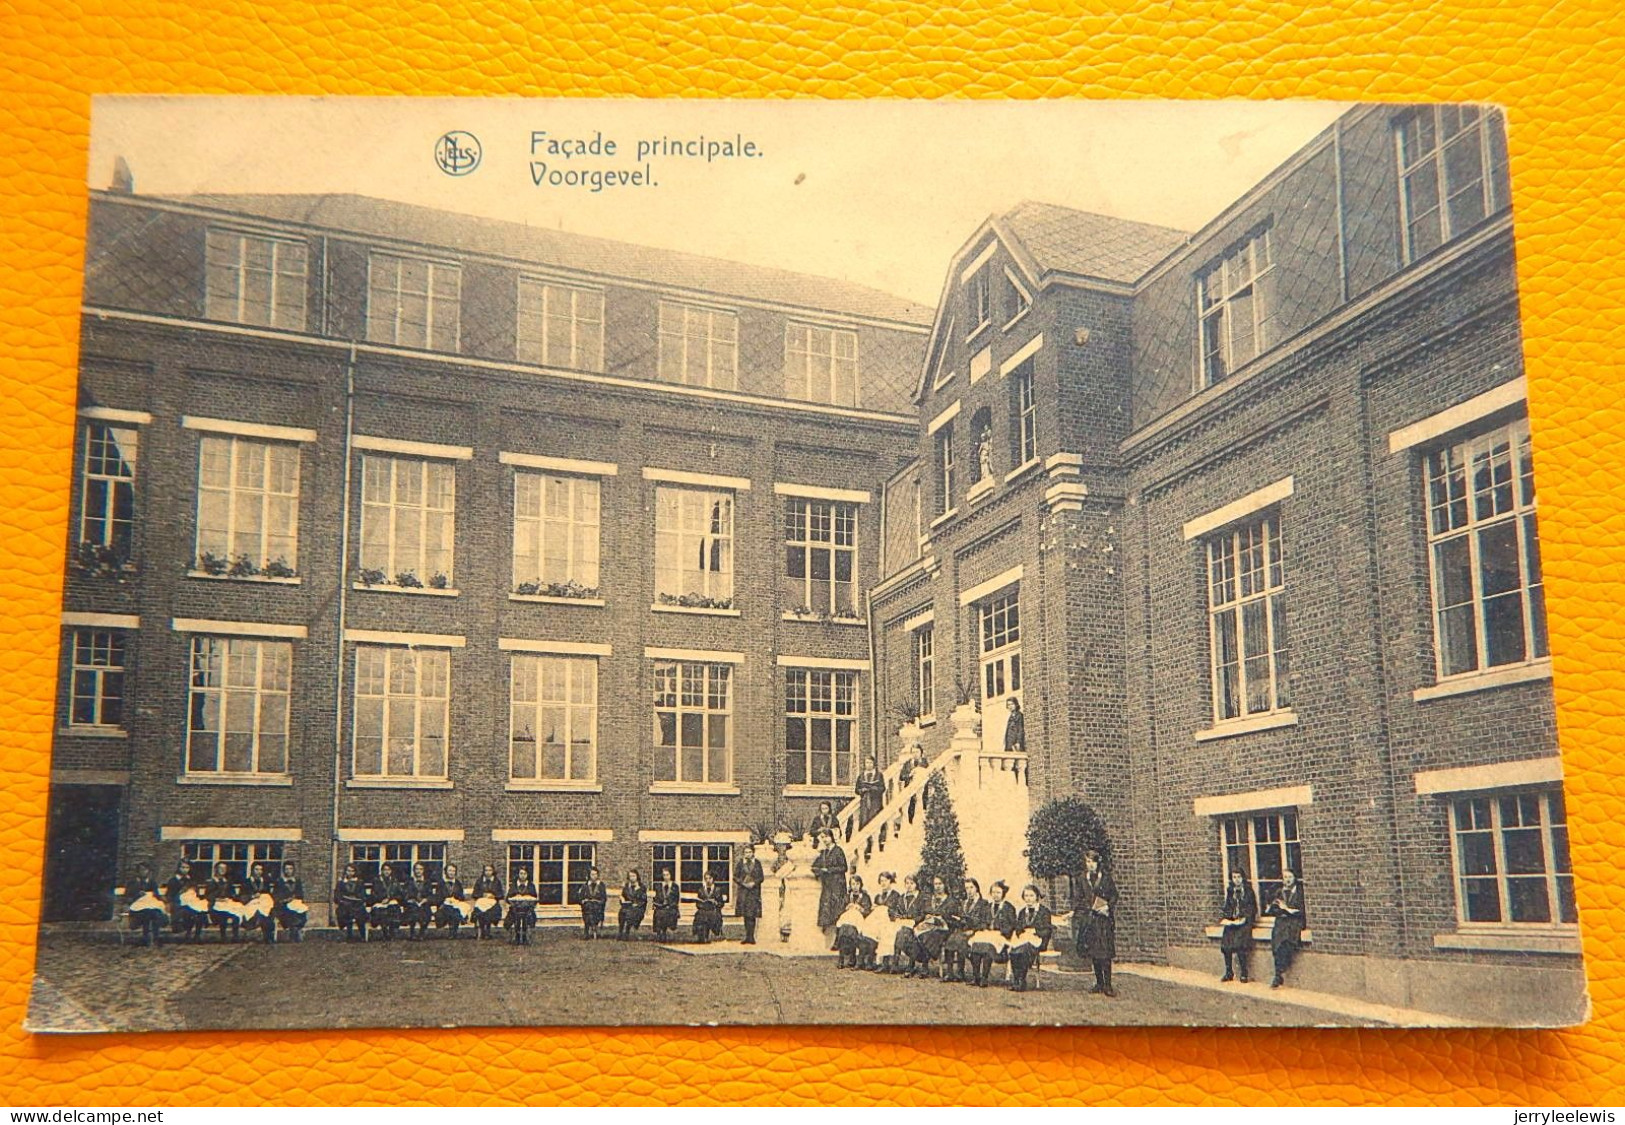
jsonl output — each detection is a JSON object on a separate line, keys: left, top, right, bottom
{"left": 1002, "top": 267, "right": 1032, "bottom": 327}
{"left": 966, "top": 268, "right": 992, "bottom": 336}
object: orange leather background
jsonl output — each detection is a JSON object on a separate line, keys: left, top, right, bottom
{"left": 3, "top": 0, "right": 1623, "bottom": 1105}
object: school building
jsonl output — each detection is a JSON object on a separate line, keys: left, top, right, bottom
{"left": 48, "top": 103, "right": 1584, "bottom": 1023}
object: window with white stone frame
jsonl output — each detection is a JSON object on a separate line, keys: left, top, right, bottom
{"left": 1424, "top": 418, "right": 1547, "bottom": 680}
{"left": 1010, "top": 360, "right": 1038, "bottom": 468}
{"left": 204, "top": 229, "right": 308, "bottom": 330}
{"left": 1219, "top": 809, "right": 1302, "bottom": 912}
{"left": 654, "top": 486, "right": 733, "bottom": 605}
{"left": 935, "top": 425, "right": 955, "bottom": 515}
{"left": 914, "top": 624, "right": 935, "bottom": 721}
{"left": 352, "top": 645, "right": 450, "bottom": 781}
{"left": 69, "top": 629, "right": 126, "bottom": 729}
{"left": 507, "top": 842, "right": 595, "bottom": 907}
{"left": 1206, "top": 513, "right": 1290, "bottom": 723}
{"left": 350, "top": 842, "right": 445, "bottom": 886}
{"left": 783, "top": 497, "right": 857, "bottom": 616}
{"left": 966, "top": 265, "right": 991, "bottom": 336}
{"left": 509, "top": 654, "right": 597, "bottom": 784}
{"left": 1396, "top": 105, "right": 1509, "bottom": 264}
{"left": 651, "top": 842, "right": 732, "bottom": 902}
{"left": 652, "top": 661, "right": 732, "bottom": 786}
{"left": 1197, "top": 227, "right": 1273, "bottom": 388}
{"left": 978, "top": 589, "right": 1021, "bottom": 707}
{"left": 183, "top": 841, "right": 285, "bottom": 885}
{"left": 1449, "top": 789, "right": 1576, "bottom": 927}
{"left": 360, "top": 455, "right": 455, "bottom": 587}
{"left": 512, "top": 471, "right": 600, "bottom": 595}
{"left": 185, "top": 636, "right": 292, "bottom": 777}
{"left": 80, "top": 423, "right": 136, "bottom": 556}
{"left": 195, "top": 435, "right": 300, "bottom": 575}
{"left": 784, "top": 667, "right": 859, "bottom": 788}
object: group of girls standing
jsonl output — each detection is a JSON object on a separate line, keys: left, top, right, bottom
{"left": 126, "top": 858, "right": 309, "bottom": 946}
{"left": 830, "top": 871, "right": 1057, "bottom": 992}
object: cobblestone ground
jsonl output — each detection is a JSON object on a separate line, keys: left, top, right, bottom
{"left": 31, "top": 925, "right": 1381, "bottom": 1031}
{"left": 28, "top": 928, "right": 253, "bottom": 1032}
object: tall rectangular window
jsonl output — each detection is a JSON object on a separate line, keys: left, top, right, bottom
{"left": 651, "top": 843, "right": 732, "bottom": 901}
{"left": 517, "top": 279, "right": 605, "bottom": 371}
{"left": 1426, "top": 418, "right": 1546, "bottom": 679}
{"left": 196, "top": 436, "right": 300, "bottom": 574}
{"left": 979, "top": 590, "right": 1022, "bottom": 705}
{"left": 658, "top": 301, "right": 738, "bottom": 389}
{"left": 1207, "top": 514, "right": 1289, "bottom": 722}
{"left": 350, "top": 842, "right": 445, "bottom": 886}
{"left": 785, "top": 324, "right": 859, "bottom": 406}
{"left": 204, "top": 229, "right": 307, "bottom": 330}
{"left": 1451, "top": 790, "right": 1575, "bottom": 926}
{"left": 352, "top": 646, "right": 450, "bottom": 780}
{"left": 367, "top": 253, "right": 460, "bottom": 351}
{"left": 183, "top": 841, "right": 285, "bottom": 885}
{"left": 1010, "top": 362, "right": 1038, "bottom": 467}
{"left": 186, "top": 636, "right": 292, "bottom": 776}
{"left": 652, "top": 661, "right": 732, "bottom": 786}
{"left": 936, "top": 425, "right": 955, "bottom": 515}
{"left": 785, "top": 668, "right": 859, "bottom": 788}
{"left": 966, "top": 267, "right": 991, "bottom": 334}
{"left": 654, "top": 486, "right": 733, "bottom": 605}
{"left": 1220, "top": 810, "right": 1302, "bottom": 909}
{"left": 360, "top": 455, "right": 456, "bottom": 586}
{"left": 1197, "top": 228, "right": 1273, "bottom": 388}
{"left": 80, "top": 424, "right": 136, "bottom": 555}
{"left": 509, "top": 655, "right": 597, "bottom": 783}
{"left": 914, "top": 624, "right": 935, "bottom": 719}
{"left": 783, "top": 498, "right": 857, "bottom": 616}
{"left": 512, "top": 472, "right": 600, "bottom": 594}
{"left": 507, "top": 843, "right": 595, "bottom": 907}
{"left": 69, "top": 629, "right": 126, "bottom": 728}
{"left": 1397, "top": 106, "right": 1508, "bottom": 263}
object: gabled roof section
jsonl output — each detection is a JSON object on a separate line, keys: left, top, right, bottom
{"left": 145, "top": 192, "right": 934, "bottom": 328}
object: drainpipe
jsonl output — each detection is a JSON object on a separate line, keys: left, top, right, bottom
{"left": 329, "top": 341, "right": 356, "bottom": 921}
{"left": 866, "top": 585, "right": 879, "bottom": 766}
{"left": 1334, "top": 118, "right": 1350, "bottom": 305}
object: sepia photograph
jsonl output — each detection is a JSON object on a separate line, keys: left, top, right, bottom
{"left": 27, "top": 95, "right": 1588, "bottom": 1033}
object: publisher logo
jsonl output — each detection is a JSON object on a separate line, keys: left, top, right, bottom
{"left": 435, "top": 132, "right": 482, "bottom": 176}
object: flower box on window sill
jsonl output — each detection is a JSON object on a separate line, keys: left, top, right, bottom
{"left": 652, "top": 603, "right": 741, "bottom": 618}
{"left": 1202, "top": 922, "right": 1313, "bottom": 944}
{"left": 352, "top": 581, "right": 461, "bottom": 597}
{"left": 177, "top": 772, "right": 294, "bottom": 787}
{"left": 783, "top": 784, "right": 853, "bottom": 799}
{"left": 1003, "top": 458, "right": 1043, "bottom": 485}
{"left": 58, "top": 725, "right": 128, "bottom": 740}
{"left": 189, "top": 569, "right": 302, "bottom": 586}
{"left": 1193, "top": 709, "right": 1299, "bottom": 742}
{"left": 510, "top": 593, "right": 607, "bottom": 607}
{"left": 966, "top": 477, "right": 996, "bottom": 505}
{"left": 346, "top": 776, "right": 455, "bottom": 790}
{"left": 1413, "top": 659, "right": 1553, "bottom": 703}
{"left": 1432, "top": 925, "right": 1580, "bottom": 955}
{"left": 780, "top": 611, "right": 867, "bottom": 627}
{"left": 648, "top": 782, "right": 741, "bottom": 797}
{"left": 505, "top": 779, "right": 604, "bottom": 794}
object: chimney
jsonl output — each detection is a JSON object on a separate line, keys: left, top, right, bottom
{"left": 110, "top": 155, "right": 134, "bottom": 194}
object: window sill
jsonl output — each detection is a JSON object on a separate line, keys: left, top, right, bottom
{"left": 1003, "top": 458, "right": 1043, "bottom": 485}
{"left": 1413, "top": 660, "right": 1553, "bottom": 702}
{"left": 1193, "top": 710, "right": 1299, "bottom": 742}
{"left": 652, "top": 604, "right": 740, "bottom": 617}
{"left": 931, "top": 371, "right": 958, "bottom": 393}
{"left": 58, "top": 726, "right": 127, "bottom": 740}
{"left": 346, "top": 777, "right": 455, "bottom": 790}
{"left": 177, "top": 773, "right": 293, "bottom": 787}
{"left": 780, "top": 612, "right": 867, "bottom": 627}
{"left": 783, "top": 784, "right": 853, "bottom": 799}
{"left": 966, "top": 477, "right": 996, "bottom": 505}
{"left": 188, "top": 570, "right": 302, "bottom": 585}
{"left": 917, "top": 715, "right": 938, "bottom": 729}
{"left": 1002, "top": 306, "right": 1033, "bottom": 334}
{"left": 509, "top": 594, "right": 606, "bottom": 607}
{"left": 1432, "top": 927, "right": 1580, "bottom": 955}
{"left": 352, "top": 582, "right": 459, "bottom": 597}
{"left": 1203, "top": 924, "right": 1314, "bottom": 944}
{"left": 648, "top": 783, "right": 741, "bottom": 797}
{"left": 928, "top": 508, "right": 959, "bottom": 530}
{"left": 505, "top": 780, "right": 604, "bottom": 794}
{"left": 965, "top": 321, "right": 992, "bottom": 347}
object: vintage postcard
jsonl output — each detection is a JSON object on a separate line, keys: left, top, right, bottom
{"left": 28, "top": 96, "right": 1587, "bottom": 1031}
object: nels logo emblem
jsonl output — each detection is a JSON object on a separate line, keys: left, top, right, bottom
{"left": 434, "top": 131, "right": 482, "bottom": 177}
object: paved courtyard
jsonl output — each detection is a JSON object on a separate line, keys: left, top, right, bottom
{"left": 28, "top": 925, "right": 1384, "bottom": 1032}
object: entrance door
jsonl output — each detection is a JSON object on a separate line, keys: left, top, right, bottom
{"left": 976, "top": 589, "right": 1023, "bottom": 755}
{"left": 42, "top": 785, "right": 122, "bottom": 922}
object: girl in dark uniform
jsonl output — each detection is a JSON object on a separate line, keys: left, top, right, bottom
{"left": 1218, "top": 868, "right": 1259, "bottom": 983}
{"left": 126, "top": 863, "right": 167, "bottom": 948}
{"left": 809, "top": 801, "right": 840, "bottom": 843}
{"left": 207, "top": 861, "right": 245, "bottom": 943}
{"left": 333, "top": 863, "right": 369, "bottom": 942}
{"left": 506, "top": 867, "right": 539, "bottom": 945}
{"left": 1074, "top": 848, "right": 1118, "bottom": 997}
{"left": 370, "top": 864, "right": 403, "bottom": 941}
{"left": 578, "top": 867, "right": 608, "bottom": 940}
{"left": 832, "top": 873, "right": 872, "bottom": 968}
{"left": 944, "top": 878, "right": 988, "bottom": 984}
{"left": 435, "top": 862, "right": 470, "bottom": 938}
{"left": 854, "top": 755, "right": 885, "bottom": 827}
{"left": 692, "top": 869, "right": 725, "bottom": 943}
{"left": 857, "top": 871, "right": 899, "bottom": 971}
{"left": 472, "top": 864, "right": 503, "bottom": 940}
{"left": 164, "top": 859, "right": 202, "bottom": 941}
{"left": 733, "top": 845, "right": 764, "bottom": 945}
{"left": 617, "top": 869, "right": 648, "bottom": 940}
{"left": 1266, "top": 869, "right": 1307, "bottom": 988}
{"left": 887, "top": 874, "right": 924, "bottom": 975}
{"left": 651, "top": 868, "right": 681, "bottom": 941}
{"left": 402, "top": 862, "right": 431, "bottom": 942}
{"left": 1003, "top": 697, "right": 1027, "bottom": 752}
{"left": 912, "top": 875, "right": 955, "bottom": 979}
{"left": 812, "top": 829, "right": 849, "bottom": 932}
{"left": 245, "top": 861, "right": 278, "bottom": 943}
{"left": 273, "top": 861, "right": 308, "bottom": 943}
{"left": 1007, "top": 884, "right": 1054, "bottom": 992}
{"left": 969, "top": 879, "right": 1017, "bottom": 987}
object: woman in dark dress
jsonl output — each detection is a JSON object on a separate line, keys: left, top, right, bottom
{"left": 860, "top": 871, "right": 901, "bottom": 971}
{"left": 333, "top": 863, "right": 369, "bottom": 942}
{"left": 578, "top": 867, "right": 608, "bottom": 940}
{"left": 273, "top": 860, "right": 308, "bottom": 943}
{"left": 887, "top": 874, "right": 924, "bottom": 975}
{"left": 369, "top": 865, "right": 403, "bottom": 941}
{"left": 854, "top": 755, "right": 885, "bottom": 827}
{"left": 506, "top": 868, "right": 539, "bottom": 945}
{"left": 832, "top": 873, "right": 872, "bottom": 968}
{"left": 617, "top": 869, "right": 648, "bottom": 940}
{"left": 1007, "top": 884, "right": 1054, "bottom": 992}
{"left": 244, "top": 861, "right": 278, "bottom": 944}
{"left": 1266, "top": 869, "right": 1307, "bottom": 988}
{"left": 733, "top": 845, "right": 764, "bottom": 944}
{"left": 1003, "top": 697, "right": 1027, "bottom": 753}
{"left": 1074, "top": 848, "right": 1118, "bottom": 997}
{"left": 812, "top": 829, "right": 849, "bottom": 932}
{"left": 402, "top": 862, "right": 431, "bottom": 942}
{"left": 969, "top": 879, "right": 1018, "bottom": 988}
{"left": 165, "top": 859, "right": 204, "bottom": 941}
{"left": 944, "top": 877, "right": 988, "bottom": 984}
{"left": 912, "top": 875, "right": 955, "bottom": 978}
{"left": 651, "top": 868, "right": 681, "bottom": 941}
{"left": 435, "top": 862, "right": 470, "bottom": 938}
{"left": 808, "top": 801, "right": 840, "bottom": 843}
{"left": 897, "top": 742, "right": 929, "bottom": 789}
{"left": 126, "top": 862, "right": 167, "bottom": 948}
{"left": 207, "top": 861, "right": 245, "bottom": 943}
{"left": 1218, "top": 868, "right": 1259, "bottom": 983}
{"left": 472, "top": 864, "right": 504, "bottom": 940}
{"left": 692, "top": 869, "right": 725, "bottom": 943}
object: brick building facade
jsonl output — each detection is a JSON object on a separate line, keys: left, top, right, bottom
{"left": 49, "top": 103, "right": 1584, "bottom": 1022}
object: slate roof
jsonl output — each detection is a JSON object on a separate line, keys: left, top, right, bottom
{"left": 998, "top": 200, "right": 1191, "bottom": 284}
{"left": 154, "top": 193, "right": 935, "bottom": 327}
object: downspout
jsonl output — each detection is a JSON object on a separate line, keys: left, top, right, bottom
{"left": 329, "top": 339, "right": 356, "bottom": 921}
{"left": 866, "top": 585, "right": 879, "bottom": 765}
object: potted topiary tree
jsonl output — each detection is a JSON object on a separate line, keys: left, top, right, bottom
{"left": 914, "top": 771, "right": 967, "bottom": 895}
{"left": 1025, "top": 795, "right": 1113, "bottom": 967}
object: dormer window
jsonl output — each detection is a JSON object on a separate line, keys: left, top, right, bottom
{"left": 367, "top": 252, "right": 461, "bottom": 352}
{"left": 1197, "top": 227, "right": 1273, "bottom": 389}
{"left": 966, "top": 267, "right": 991, "bottom": 336}
{"left": 205, "top": 229, "right": 307, "bottom": 331}
{"left": 1396, "top": 106, "right": 1509, "bottom": 264}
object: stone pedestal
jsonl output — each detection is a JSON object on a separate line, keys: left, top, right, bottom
{"left": 760, "top": 837, "right": 832, "bottom": 955}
